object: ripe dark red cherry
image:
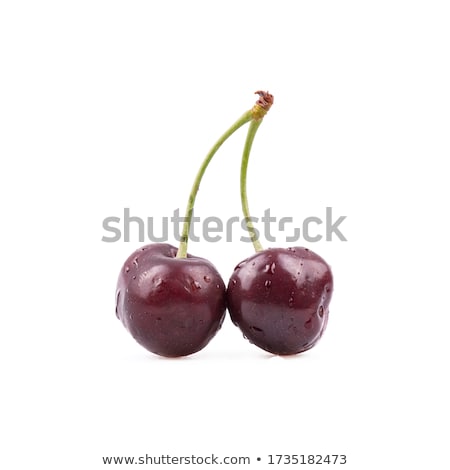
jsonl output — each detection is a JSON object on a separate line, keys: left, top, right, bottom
{"left": 116, "top": 243, "right": 226, "bottom": 357}
{"left": 227, "top": 247, "right": 333, "bottom": 355}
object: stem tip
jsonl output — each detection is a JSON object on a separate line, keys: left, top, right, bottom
{"left": 252, "top": 91, "right": 274, "bottom": 120}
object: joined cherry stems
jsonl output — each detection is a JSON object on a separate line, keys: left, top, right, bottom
{"left": 176, "top": 91, "right": 273, "bottom": 258}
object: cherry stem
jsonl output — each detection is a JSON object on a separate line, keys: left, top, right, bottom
{"left": 240, "top": 91, "right": 274, "bottom": 253}
{"left": 240, "top": 120, "right": 265, "bottom": 252}
{"left": 176, "top": 91, "right": 273, "bottom": 259}
{"left": 176, "top": 110, "right": 253, "bottom": 258}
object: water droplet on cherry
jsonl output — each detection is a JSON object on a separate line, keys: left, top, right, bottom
{"left": 250, "top": 325, "right": 264, "bottom": 333}
{"left": 263, "top": 262, "right": 276, "bottom": 274}
{"left": 203, "top": 275, "right": 211, "bottom": 283}
{"left": 265, "top": 280, "right": 272, "bottom": 288}
{"left": 154, "top": 278, "right": 164, "bottom": 291}
{"left": 115, "top": 290, "right": 121, "bottom": 318}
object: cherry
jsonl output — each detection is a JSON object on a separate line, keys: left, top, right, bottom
{"left": 116, "top": 243, "right": 226, "bottom": 357}
{"left": 227, "top": 247, "right": 333, "bottom": 355}
{"left": 115, "top": 92, "right": 273, "bottom": 357}
{"left": 226, "top": 92, "right": 334, "bottom": 355}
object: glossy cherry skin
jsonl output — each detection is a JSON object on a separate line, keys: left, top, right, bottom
{"left": 116, "top": 243, "right": 226, "bottom": 357}
{"left": 227, "top": 247, "right": 333, "bottom": 355}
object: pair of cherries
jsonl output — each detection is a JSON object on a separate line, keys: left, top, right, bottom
{"left": 115, "top": 92, "right": 333, "bottom": 357}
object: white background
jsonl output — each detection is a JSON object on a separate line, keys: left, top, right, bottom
{"left": 1, "top": 1, "right": 449, "bottom": 469}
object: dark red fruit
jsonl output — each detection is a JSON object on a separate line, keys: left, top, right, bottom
{"left": 227, "top": 247, "right": 333, "bottom": 355}
{"left": 116, "top": 243, "right": 226, "bottom": 357}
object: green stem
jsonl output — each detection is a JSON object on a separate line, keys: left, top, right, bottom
{"left": 176, "top": 110, "right": 252, "bottom": 258}
{"left": 241, "top": 119, "right": 264, "bottom": 252}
